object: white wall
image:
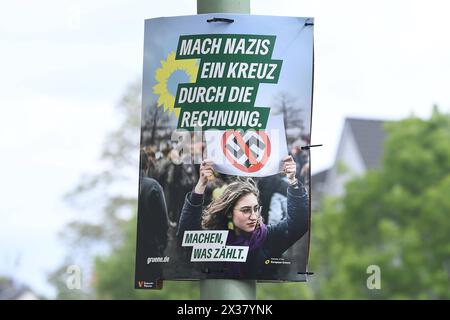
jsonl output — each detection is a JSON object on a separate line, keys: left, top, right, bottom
{"left": 324, "top": 121, "right": 366, "bottom": 197}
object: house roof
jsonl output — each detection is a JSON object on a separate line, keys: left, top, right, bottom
{"left": 311, "top": 168, "right": 328, "bottom": 185}
{"left": 346, "top": 118, "right": 388, "bottom": 169}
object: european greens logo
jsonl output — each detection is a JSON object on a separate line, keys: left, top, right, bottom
{"left": 153, "top": 34, "right": 282, "bottom": 131}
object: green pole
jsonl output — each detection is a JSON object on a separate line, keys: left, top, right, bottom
{"left": 196, "top": 0, "right": 255, "bottom": 301}
{"left": 197, "top": 0, "right": 250, "bottom": 14}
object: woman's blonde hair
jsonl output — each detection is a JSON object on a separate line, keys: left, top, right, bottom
{"left": 202, "top": 178, "right": 259, "bottom": 230}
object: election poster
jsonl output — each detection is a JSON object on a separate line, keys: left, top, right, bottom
{"left": 135, "top": 14, "right": 314, "bottom": 289}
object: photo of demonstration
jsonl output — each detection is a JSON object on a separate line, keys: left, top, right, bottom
{"left": 135, "top": 14, "right": 313, "bottom": 288}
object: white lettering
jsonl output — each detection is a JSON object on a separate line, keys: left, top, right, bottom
{"left": 179, "top": 39, "right": 192, "bottom": 56}
{"left": 180, "top": 111, "right": 191, "bottom": 128}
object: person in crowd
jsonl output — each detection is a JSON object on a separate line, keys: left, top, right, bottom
{"left": 135, "top": 150, "right": 169, "bottom": 285}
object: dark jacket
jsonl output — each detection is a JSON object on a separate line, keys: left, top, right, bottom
{"left": 176, "top": 185, "right": 309, "bottom": 280}
{"left": 256, "top": 175, "right": 289, "bottom": 223}
{"left": 135, "top": 177, "right": 169, "bottom": 281}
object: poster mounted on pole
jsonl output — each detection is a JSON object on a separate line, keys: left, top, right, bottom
{"left": 135, "top": 13, "right": 314, "bottom": 289}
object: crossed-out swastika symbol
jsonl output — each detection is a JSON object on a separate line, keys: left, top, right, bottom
{"left": 221, "top": 130, "right": 271, "bottom": 173}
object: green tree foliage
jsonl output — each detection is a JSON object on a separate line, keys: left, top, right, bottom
{"left": 50, "top": 81, "right": 198, "bottom": 299}
{"left": 48, "top": 82, "right": 142, "bottom": 299}
{"left": 306, "top": 108, "right": 450, "bottom": 299}
{"left": 94, "top": 214, "right": 199, "bottom": 299}
{"left": 258, "top": 108, "right": 450, "bottom": 299}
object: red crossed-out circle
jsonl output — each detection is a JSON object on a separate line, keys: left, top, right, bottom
{"left": 221, "top": 130, "right": 271, "bottom": 173}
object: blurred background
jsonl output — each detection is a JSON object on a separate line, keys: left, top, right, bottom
{"left": 0, "top": 0, "right": 449, "bottom": 299}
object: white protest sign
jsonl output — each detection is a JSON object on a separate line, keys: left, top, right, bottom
{"left": 205, "top": 114, "right": 288, "bottom": 177}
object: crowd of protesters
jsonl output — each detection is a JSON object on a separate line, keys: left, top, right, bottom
{"left": 139, "top": 135, "right": 310, "bottom": 226}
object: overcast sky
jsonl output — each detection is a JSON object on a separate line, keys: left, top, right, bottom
{"left": 1, "top": 0, "right": 449, "bottom": 298}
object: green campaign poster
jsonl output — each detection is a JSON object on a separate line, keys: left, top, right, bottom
{"left": 135, "top": 14, "right": 313, "bottom": 289}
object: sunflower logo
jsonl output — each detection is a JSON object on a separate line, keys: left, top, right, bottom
{"left": 152, "top": 52, "right": 198, "bottom": 117}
